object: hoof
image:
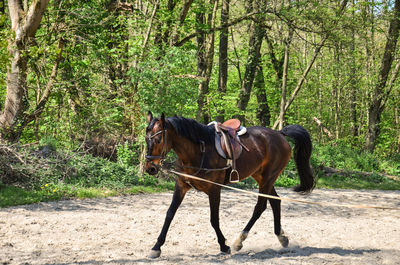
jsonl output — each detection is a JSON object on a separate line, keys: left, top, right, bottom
{"left": 277, "top": 230, "right": 289, "bottom": 248}
{"left": 221, "top": 246, "right": 231, "bottom": 255}
{"left": 278, "top": 235, "right": 289, "bottom": 248}
{"left": 232, "top": 240, "right": 243, "bottom": 252}
{"left": 148, "top": 249, "right": 161, "bottom": 259}
{"left": 233, "top": 231, "right": 248, "bottom": 251}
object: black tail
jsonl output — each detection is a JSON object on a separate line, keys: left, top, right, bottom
{"left": 281, "top": 125, "right": 315, "bottom": 193}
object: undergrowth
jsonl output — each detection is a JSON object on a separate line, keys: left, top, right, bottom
{"left": 0, "top": 144, "right": 173, "bottom": 207}
{"left": 0, "top": 142, "right": 399, "bottom": 208}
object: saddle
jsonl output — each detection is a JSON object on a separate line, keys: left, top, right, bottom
{"left": 209, "top": 119, "right": 248, "bottom": 183}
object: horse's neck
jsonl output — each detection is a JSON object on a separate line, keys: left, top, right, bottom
{"left": 170, "top": 134, "right": 201, "bottom": 165}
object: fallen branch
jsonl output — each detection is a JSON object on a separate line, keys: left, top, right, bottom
{"left": 0, "top": 144, "right": 26, "bottom": 164}
{"left": 319, "top": 165, "right": 399, "bottom": 181}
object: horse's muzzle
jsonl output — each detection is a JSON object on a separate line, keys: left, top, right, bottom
{"left": 146, "top": 164, "right": 159, "bottom": 175}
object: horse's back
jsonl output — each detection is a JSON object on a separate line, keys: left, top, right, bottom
{"left": 245, "top": 126, "right": 290, "bottom": 150}
{"left": 237, "top": 126, "right": 291, "bottom": 177}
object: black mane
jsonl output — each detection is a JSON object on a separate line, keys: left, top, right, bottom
{"left": 166, "top": 116, "right": 215, "bottom": 145}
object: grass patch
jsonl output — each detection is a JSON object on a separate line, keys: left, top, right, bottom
{"left": 316, "top": 173, "right": 400, "bottom": 190}
{"left": 0, "top": 181, "right": 175, "bottom": 208}
{"left": 0, "top": 184, "right": 65, "bottom": 207}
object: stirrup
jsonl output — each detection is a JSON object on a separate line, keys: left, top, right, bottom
{"left": 230, "top": 169, "right": 240, "bottom": 183}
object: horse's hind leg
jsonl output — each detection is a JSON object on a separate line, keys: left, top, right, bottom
{"left": 233, "top": 183, "right": 268, "bottom": 251}
{"left": 233, "top": 184, "right": 289, "bottom": 251}
{"left": 269, "top": 187, "right": 289, "bottom": 247}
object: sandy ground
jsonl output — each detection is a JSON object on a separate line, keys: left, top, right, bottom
{"left": 1, "top": 188, "right": 400, "bottom": 265}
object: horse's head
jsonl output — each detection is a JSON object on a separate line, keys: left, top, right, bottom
{"left": 145, "top": 111, "right": 168, "bottom": 175}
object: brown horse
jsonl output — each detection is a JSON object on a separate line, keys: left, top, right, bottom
{"left": 145, "top": 111, "right": 315, "bottom": 258}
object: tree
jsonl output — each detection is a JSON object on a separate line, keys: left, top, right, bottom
{"left": 254, "top": 65, "right": 270, "bottom": 126}
{"left": 216, "top": 0, "right": 229, "bottom": 123}
{"left": 0, "top": 0, "right": 50, "bottom": 141}
{"left": 236, "top": 0, "right": 266, "bottom": 124}
{"left": 196, "top": 0, "right": 218, "bottom": 123}
{"left": 365, "top": 0, "right": 400, "bottom": 152}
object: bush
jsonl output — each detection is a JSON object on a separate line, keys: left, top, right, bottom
{"left": 0, "top": 144, "right": 151, "bottom": 190}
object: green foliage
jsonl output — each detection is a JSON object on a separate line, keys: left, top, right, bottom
{"left": 39, "top": 136, "right": 59, "bottom": 150}
{"left": 133, "top": 47, "right": 198, "bottom": 117}
{"left": 117, "top": 141, "right": 138, "bottom": 166}
{"left": 312, "top": 142, "right": 400, "bottom": 176}
{"left": 316, "top": 173, "right": 400, "bottom": 190}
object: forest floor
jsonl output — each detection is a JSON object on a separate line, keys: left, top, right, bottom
{"left": 1, "top": 188, "right": 400, "bottom": 265}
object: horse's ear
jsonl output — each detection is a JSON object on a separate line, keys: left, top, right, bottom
{"left": 161, "top": 113, "right": 166, "bottom": 128}
{"left": 147, "top": 111, "right": 153, "bottom": 123}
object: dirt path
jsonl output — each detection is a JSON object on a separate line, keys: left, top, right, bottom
{"left": 1, "top": 188, "right": 400, "bottom": 265}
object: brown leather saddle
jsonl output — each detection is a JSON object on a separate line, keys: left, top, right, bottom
{"left": 210, "top": 119, "right": 248, "bottom": 183}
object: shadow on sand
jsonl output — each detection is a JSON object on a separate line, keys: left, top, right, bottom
{"left": 43, "top": 246, "right": 388, "bottom": 265}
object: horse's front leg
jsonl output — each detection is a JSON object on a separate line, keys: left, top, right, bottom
{"left": 208, "top": 186, "right": 231, "bottom": 254}
{"left": 149, "top": 179, "right": 190, "bottom": 258}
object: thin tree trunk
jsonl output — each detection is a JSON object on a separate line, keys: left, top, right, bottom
{"left": 277, "top": 29, "right": 293, "bottom": 130}
{"left": 216, "top": 0, "right": 229, "bottom": 123}
{"left": 135, "top": 0, "right": 159, "bottom": 69}
{"left": 333, "top": 44, "right": 341, "bottom": 139}
{"left": 366, "top": 0, "right": 400, "bottom": 152}
{"left": 265, "top": 33, "right": 284, "bottom": 81}
{"left": 14, "top": 38, "right": 65, "bottom": 139}
{"left": 236, "top": 0, "right": 265, "bottom": 124}
{"left": 349, "top": 0, "right": 358, "bottom": 137}
{"left": 313, "top": 117, "right": 334, "bottom": 139}
{"left": 170, "top": 0, "right": 194, "bottom": 44}
{"left": 254, "top": 65, "right": 270, "bottom": 126}
{"left": 196, "top": 0, "right": 218, "bottom": 123}
{"left": 396, "top": 105, "right": 400, "bottom": 153}
{"left": 272, "top": 35, "right": 328, "bottom": 129}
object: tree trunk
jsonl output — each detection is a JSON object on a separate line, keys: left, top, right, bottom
{"left": 170, "top": 0, "right": 194, "bottom": 44}
{"left": 349, "top": 0, "right": 358, "bottom": 137}
{"left": 333, "top": 44, "right": 341, "bottom": 139}
{"left": 365, "top": 0, "right": 400, "bottom": 152}
{"left": 265, "top": 33, "right": 284, "bottom": 81}
{"left": 254, "top": 65, "right": 270, "bottom": 126}
{"left": 0, "top": 0, "right": 50, "bottom": 141}
{"left": 277, "top": 29, "right": 293, "bottom": 130}
{"left": 196, "top": 0, "right": 218, "bottom": 124}
{"left": 236, "top": 0, "right": 265, "bottom": 124}
{"left": 313, "top": 117, "right": 334, "bottom": 139}
{"left": 396, "top": 105, "right": 400, "bottom": 153}
{"left": 216, "top": 0, "right": 229, "bottom": 123}
{"left": 13, "top": 38, "right": 65, "bottom": 140}
{"left": 272, "top": 35, "right": 327, "bottom": 129}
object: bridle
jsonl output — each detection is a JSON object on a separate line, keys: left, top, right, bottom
{"left": 145, "top": 127, "right": 168, "bottom": 164}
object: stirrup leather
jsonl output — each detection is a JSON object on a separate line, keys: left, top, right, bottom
{"left": 208, "top": 121, "right": 248, "bottom": 183}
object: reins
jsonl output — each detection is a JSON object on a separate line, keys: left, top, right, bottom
{"left": 169, "top": 170, "right": 400, "bottom": 211}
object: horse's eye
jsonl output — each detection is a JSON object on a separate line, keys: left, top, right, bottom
{"left": 154, "top": 136, "right": 161, "bottom": 144}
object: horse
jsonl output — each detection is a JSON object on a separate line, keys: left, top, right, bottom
{"left": 145, "top": 111, "right": 315, "bottom": 258}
